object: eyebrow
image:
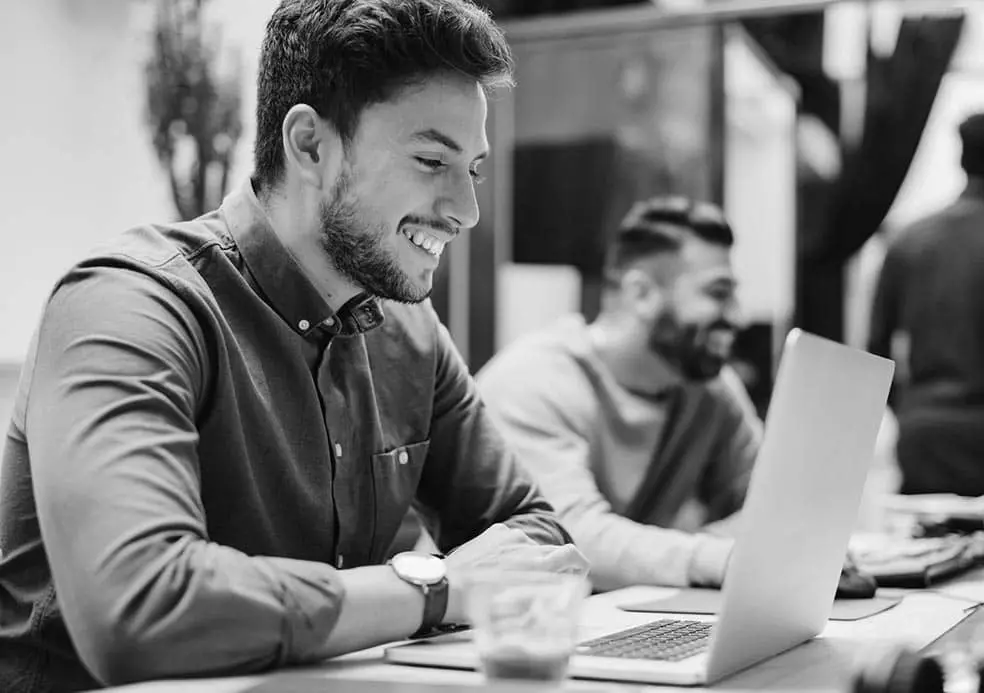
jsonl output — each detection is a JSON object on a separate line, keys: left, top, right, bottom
{"left": 410, "top": 128, "right": 488, "bottom": 161}
{"left": 708, "top": 276, "right": 738, "bottom": 289}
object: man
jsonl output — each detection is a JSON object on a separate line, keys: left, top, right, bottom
{"left": 477, "top": 196, "right": 762, "bottom": 591}
{"left": 0, "top": 1, "right": 585, "bottom": 690}
{"left": 868, "top": 112, "right": 984, "bottom": 496}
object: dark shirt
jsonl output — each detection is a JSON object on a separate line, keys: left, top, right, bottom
{"left": 0, "top": 179, "right": 568, "bottom": 692}
{"left": 868, "top": 180, "right": 984, "bottom": 494}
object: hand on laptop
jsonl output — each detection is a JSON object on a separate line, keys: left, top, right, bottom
{"left": 442, "top": 523, "right": 589, "bottom": 624}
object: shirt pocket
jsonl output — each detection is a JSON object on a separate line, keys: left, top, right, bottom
{"left": 370, "top": 440, "right": 430, "bottom": 560}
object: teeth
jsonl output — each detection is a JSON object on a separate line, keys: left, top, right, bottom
{"left": 403, "top": 228, "right": 445, "bottom": 257}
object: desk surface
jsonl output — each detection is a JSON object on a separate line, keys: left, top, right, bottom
{"left": 99, "top": 571, "right": 984, "bottom": 693}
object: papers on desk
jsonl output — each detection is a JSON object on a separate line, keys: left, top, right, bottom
{"left": 880, "top": 493, "right": 984, "bottom": 521}
{"left": 849, "top": 533, "right": 984, "bottom": 588}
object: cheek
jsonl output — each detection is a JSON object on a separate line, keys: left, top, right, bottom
{"left": 347, "top": 158, "right": 407, "bottom": 225}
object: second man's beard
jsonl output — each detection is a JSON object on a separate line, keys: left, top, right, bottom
{"left": 648, "top": 309, "right": 733, "bottom": 381}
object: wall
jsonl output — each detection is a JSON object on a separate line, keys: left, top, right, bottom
{"left": 0, "top": 1, "right": 172, "bottom": 365}
{"left": 0, "top": 0, "right": 281, "bottom": 426}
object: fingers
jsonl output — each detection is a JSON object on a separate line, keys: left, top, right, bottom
{"left": 544, "top": 543, "right": 591, "bottom": 576}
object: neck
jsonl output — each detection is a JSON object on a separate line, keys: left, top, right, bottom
{"left": 589, "top": 312, "right": 681, "bottom": 393}
{"left": 259, "top": 182, "right": 362, "bottom": 312}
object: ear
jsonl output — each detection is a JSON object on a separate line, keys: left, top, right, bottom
{"left": 282, "top": 104, "right": 342, "bottom": 189}
{"left": 621, "top": 268, "right": 665, "bottom": 320}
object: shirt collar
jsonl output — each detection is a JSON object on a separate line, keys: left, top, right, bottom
{"left": 220, "top": 178, "right": 384, "bottom": 338}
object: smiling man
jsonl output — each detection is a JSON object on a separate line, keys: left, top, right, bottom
{"left": 477, "top": 196, "right": 762, "bottom": 591}
{"left": 0, "top": 1, "right": 586, "bottom": 690}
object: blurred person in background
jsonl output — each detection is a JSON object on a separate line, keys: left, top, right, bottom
{"left": 0, "top": 1, "right": 587, "bottom": 690}
{"left": 477, "top": 197, "right": 762, "bottom": 591}
{"left": 868, "top": 112, "right": 984, "bottom": 497}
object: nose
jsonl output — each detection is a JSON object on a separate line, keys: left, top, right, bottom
{"left": 724, "top": 298, "right": 746, "bottom": 331}
{"left": 438, "top": 168, "right": 480, "bottom": 230}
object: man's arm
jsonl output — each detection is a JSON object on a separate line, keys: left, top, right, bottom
{"left": 476, "top": 349, "right": 732, "bottom": 590}
{"left": 413, "top": 315, "right": 572, "bottom": 551}
{"left": 26, "top": 265, "right": 431, "bottom": 685}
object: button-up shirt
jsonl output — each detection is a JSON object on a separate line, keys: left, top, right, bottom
{"left": 0, "top": 179, "right": 569, "bottom": 692}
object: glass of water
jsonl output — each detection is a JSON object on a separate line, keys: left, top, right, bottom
{"left": 464, "top": 570, "right": 588, "bottom": 683}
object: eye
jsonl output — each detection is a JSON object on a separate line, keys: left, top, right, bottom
{"left": 415, "top": 157, "right": 446, "bottom": 172}
{"left": 469, "top": 168, "right": 486, "bottom": 185}
{"left": 706, "top": 287, "right": 735, "bottom": 303}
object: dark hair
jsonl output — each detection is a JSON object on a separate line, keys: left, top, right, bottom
{"left": 254, "top": 0, "right": 514, "bottom": 191}
{"left": 959, "top": 112, "right": 984, "bottom": 177}
{"left": 603, "top": 196, "right": 734, "bottom": 284}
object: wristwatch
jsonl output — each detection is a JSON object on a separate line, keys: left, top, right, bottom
{"left": 388, "top": 551, "right": 449, "bottom": 638}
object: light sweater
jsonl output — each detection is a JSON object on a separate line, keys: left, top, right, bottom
{"left": 476, "top": 315, "right": 763, "bottom": 589}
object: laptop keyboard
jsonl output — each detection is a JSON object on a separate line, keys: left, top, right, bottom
{"left": 576, "top": 619, "right": 712, "bottom": 662}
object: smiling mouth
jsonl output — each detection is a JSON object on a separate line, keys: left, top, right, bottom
{"left": 400, "top": 227, "right": 448, "bottom": 259}
{"left": 706, "top": 329, "right": 735, "bottom": 357}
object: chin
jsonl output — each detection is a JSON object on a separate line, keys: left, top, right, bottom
{"left": 682, "top": 358, "right": 727, "bottom": 382}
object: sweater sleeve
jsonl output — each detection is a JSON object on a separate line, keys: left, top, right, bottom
{"left": 477, "top": 345, "right": 732, "bottom": 589}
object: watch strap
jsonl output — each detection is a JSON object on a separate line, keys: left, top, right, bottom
{"left": 411, "top": 576, "right": 449, "bottom": 638}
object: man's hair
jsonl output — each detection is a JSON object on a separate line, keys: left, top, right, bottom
{"left": 959, "top": 112, "right": 984, "bottom": 178}
{"left": 603, "top": 196, "right": 734, "bottom": 286}
{"left": 254, "top": 0, "right": 514, "bottom": 191}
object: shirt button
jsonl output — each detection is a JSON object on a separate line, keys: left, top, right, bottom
{"left": 298, "top": 319, "right": 310, "bottom": 331}
{"left": 398, "top": 450, "right": 409, "bottom": 465}
{"left": 325, "top": 316, "right": 335, "bottom": 327}
{"left": 334, "top": 443, "right": 343, "bottom": 457}
{"left": 337, "top": 554, "right": 345, "bottom": 568}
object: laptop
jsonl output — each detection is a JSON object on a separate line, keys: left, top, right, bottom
{"left": 385, "top": 329, "right": 895, "bottom": 686}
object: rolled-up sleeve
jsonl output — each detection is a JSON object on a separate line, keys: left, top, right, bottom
{"left": 26, "top": 264, "right": 343, "bottom": 686}
{"left": 413, "top": 316, "right": 571, "bottom": 551}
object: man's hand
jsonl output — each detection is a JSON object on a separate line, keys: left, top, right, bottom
{"left": 442, "top": 523, "right": 589, "bottom": 623}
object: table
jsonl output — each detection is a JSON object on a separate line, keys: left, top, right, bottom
{"left": 99, "top": 570, "right": 984, "bottom": 693}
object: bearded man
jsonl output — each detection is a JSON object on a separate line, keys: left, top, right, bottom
{"left": 477, "top": 196, "right": 762, "bottom": 591}
{"left": 0, "top": 2, "right": 587, "bottom": 690}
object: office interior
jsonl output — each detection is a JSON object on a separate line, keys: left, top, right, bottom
{"left": 5, "top": 0, "right": 984, "bottom": 689}
{"left": 3, "top": 0, "right": 983, "bottom": 520}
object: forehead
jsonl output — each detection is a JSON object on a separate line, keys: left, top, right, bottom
{"left": 674, "top": 236, "right": 735, "bottom": 286}
{"left": 352, "top": 73, "right": 489, "bottom": 155}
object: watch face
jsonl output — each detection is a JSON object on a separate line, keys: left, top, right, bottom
{"left": 392, "top": 552, "right": 446, "bottom": 585}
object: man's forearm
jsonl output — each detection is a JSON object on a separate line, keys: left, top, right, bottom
{"left": 322, "top": 566, "right": 426, "bottom": 658}
{"left": 564, "top": 508, "right": 727, "bottom": 590}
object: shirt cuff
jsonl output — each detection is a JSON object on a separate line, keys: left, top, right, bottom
{"left": 264, "top": 557, "right": 347, "bottom": 664}
{"left": 686, "top": 535, "right": 734, "bottom": 587}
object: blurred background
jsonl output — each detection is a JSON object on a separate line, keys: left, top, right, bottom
{"left": 1, "top": 0, "right": 982, "bottom": 432}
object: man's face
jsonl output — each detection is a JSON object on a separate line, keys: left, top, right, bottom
{"left": 647, "top": 237, "right": 740, "bottom": 381}
{"left": 318, "top": 72, "right": 489, "bottom": 303}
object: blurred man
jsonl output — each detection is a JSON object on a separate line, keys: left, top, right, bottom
{"left": 477, "top": 197, "right": 762, "bottom": 591}
{"left": 868, "top": 112, "right": 984, "bottom": 496}
{"left": 0, "top": 1, "right": 586, "bottom": 690}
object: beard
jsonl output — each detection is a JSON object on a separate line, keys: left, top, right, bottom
{"left": 318, "top": 170, "right": 431, "bottom": 305}
{"left": 647, "top": 305, "right": 734, "bottom": 381}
